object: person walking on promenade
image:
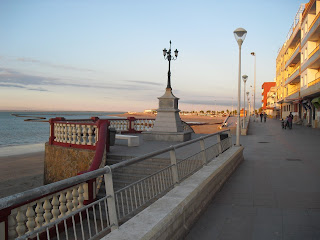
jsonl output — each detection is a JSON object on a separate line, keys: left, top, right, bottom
{"left": 263, "top": 112, "right": 267, "bottom": 122}
{"left": 288, "top": 112, "right": 293, "bottom": 129}
{"left": 260, "top": 112, "right": 263, "bottom": 122}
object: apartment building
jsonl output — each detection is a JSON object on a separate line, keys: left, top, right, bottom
{"left": 262, "top": 82, "right": 276, "bottom": 115}
{"left": 276, "top": 0, "right": 320, "bottom": 128}
{"left": 266, "top": 86, "right": 278, "bottom": 117}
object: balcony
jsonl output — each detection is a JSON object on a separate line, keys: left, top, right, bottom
{"left": 287, "top": 85, "right": 301, "bottom": 99}
{"left": 285, "top": 44, "right": 300, "bottom": 69}
{"left": 301, "top": 44, "right": 320, "bottom": 72}
{"left": 285, "top": 66, "right": 300, "bottom": 85}
{"left": 301, "top": 76, "right": 320, "bottom": 98}
{"left": 301, "top": 11, "right": 320, "bottom": 47}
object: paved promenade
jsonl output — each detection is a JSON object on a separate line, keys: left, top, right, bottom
{"left": 185, "top": 118, "right": 320, "bottom": 240}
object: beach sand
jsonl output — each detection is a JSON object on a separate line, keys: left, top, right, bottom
{"left": 0, "top": 113, "right": 235, "bottom": 199}
{"left": 0, "top": 152, "right": 44, "bottom": 198}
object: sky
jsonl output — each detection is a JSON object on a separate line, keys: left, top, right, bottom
{"left": 0, "top": 0, "right": 306, "bottom": 112}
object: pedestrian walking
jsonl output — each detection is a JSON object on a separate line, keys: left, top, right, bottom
{"left": 263, "top": 112, "right": 267, "bottom": 122}
{"left": 288, "top": 112, "right": 293, "bottom": 129}
{"left": 260, "top": 112, "right": 263, "bottom": 122}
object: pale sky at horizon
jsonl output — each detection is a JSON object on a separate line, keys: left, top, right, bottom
{"left": 0, "top": 0, "right": 306, "bottom": 112}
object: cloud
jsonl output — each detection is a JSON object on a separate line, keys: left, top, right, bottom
{"left": 15, "top": 57, "right": 95, "bottom": 72}
{"left": 0, "top": 82, "right": 49, "bottom": 92}
{"left": 124, "top": 80, "right": 162, "bottom": 86}
{"left": 0, "top": 68, "right": 158, "bottom": 92}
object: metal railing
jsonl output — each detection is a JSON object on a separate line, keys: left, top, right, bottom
{"left": 0, "top": 130, "right": 232, "bottom": 240}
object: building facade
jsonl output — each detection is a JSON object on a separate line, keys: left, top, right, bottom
{"left": 276, "top": 0, "right": 320, "bottom": 128}
{"left": 262, "top": 82, "right": 276, "bottom": 115}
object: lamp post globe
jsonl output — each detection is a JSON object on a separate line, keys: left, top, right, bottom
{"left": 234, "top": 28, "right": 247, "bottom": 146}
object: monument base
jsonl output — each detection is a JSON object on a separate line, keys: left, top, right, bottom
{"left": 142, "top": 131, "right": 192, "bottom": 142}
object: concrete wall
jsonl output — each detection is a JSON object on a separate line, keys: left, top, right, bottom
{"left": 102, "top": 146, "right": 244, "bottom": 240}
{"left": 44, "top": 143, "right": 95, "bottom": 184}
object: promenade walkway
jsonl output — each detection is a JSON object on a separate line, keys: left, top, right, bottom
{"left": 185, "top": 118, "right": 320, "bottom": 240}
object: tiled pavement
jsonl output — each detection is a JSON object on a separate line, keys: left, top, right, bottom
{"left": 185, "top": 118, "right": 320, "bottom": 240}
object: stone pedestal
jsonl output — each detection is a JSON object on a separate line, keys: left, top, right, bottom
{"left": 143, "top": 88, "right": 192, "bottom": 142}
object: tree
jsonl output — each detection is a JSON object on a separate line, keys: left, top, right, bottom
{"left": 226, "top": 109, "right": 229, "bottom": 113}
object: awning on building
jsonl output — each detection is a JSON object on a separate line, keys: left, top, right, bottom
{"left": 311, "top": 97, "right": 320, "bottom": 108}
{"left": 283, "top": 97, "right": 302, "bottom": 103}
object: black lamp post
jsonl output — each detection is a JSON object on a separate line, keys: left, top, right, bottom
{"left": 163, "top": 40, "right": 178, "bottom": 89}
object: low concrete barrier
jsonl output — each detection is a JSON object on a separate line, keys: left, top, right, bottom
{"left": 102, "top": 145, "right": 244, "bottom": 240}
{"left": 241, "top": 117, "right": 250, "bottom": 135}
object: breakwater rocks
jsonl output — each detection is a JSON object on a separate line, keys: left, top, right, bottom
{"left": 11, "top": 113, "right": 48, "bottom": 122}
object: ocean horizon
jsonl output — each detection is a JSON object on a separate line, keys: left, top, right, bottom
{"left": 0, "top": 111, "right": 125, "bottom": 156}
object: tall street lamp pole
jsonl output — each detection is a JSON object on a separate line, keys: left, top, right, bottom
{"left": 234, "top": 28, "right": 247, "bottom": 146}
{"left": 251, "top": 52, "right": 256, "bottom": 120}
{"left": 242, "top": 75, "right": 248, "bottom": 128}
{"left": 163, "top": 40, "right": 178, "bottom": 89}
{"left": 246, "top": 91, "right": 250, "bottom": 117}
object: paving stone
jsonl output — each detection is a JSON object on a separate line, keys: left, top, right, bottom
{"left": 185, "top": 118, "right": 320, "bottom": 239}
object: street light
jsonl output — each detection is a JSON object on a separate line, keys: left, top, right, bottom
{"left": 163, "top": 40, "right": 178, "bottom": 89}
{"left": 242, "top": 75, "right": 248, "bottom": 128}
{"left": 246, "top": 91, "right": 250, "bottom": 116}
{"left": 251, "top": 52, "right": 256, "bottom": 120}
{"left": 234, "top": 28, "right": 247, "bottom": 146}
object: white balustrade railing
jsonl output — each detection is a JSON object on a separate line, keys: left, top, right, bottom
{"left": 1, "top": 130, "right": 232, "bottom": 240}
{"left": 133, "top": 119, "right": 155, "bottom": 131}
{"left": 109, "top": 120, "right": 129, "bottom": 132}
{"left": 53, "top": 123, "right": 98, "bottom": 147}
{"left": 7, "top": 183, "right": 86, "bottom": 239}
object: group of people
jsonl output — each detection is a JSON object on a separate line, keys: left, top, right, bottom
{"left": 259, "top": 112, "right": 267, "bottom": 122}
{"left": 281, "top": 112, "right": 293, "bottom": 129}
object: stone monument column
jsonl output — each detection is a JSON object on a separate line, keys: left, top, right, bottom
{"left": 143, "top": 41, "right": 192, "bottom": 141}
{"left": 142, "top": 87, "right": 192, "bottom": 142}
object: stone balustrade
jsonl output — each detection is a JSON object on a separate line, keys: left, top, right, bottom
{"left": 7, "top": 183, "right": 86, "bottom": 239}
{"left": 49, "top": 117, "right": 100, "bottom": 150}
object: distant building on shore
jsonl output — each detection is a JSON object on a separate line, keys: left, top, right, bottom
{"left": 262, "top": 82, "right": 276, "bottom": 116}
{"left": 144, "top": 109, "right": 157, "bottom": 114}
{"left": 276, "top": 0, "right": 320, "bottom": 128}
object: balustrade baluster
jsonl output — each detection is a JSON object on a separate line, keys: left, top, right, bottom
{"left": 59, "top": 192, "right": 67, "bottom": 218}
{"left": 66, "top": 190, "right": 73, "bottom": 214}
{"left": 78, "top": 184, "right": 85, "bottom": 208}
{"left": 51, "top": 195, "right": 60, "bottom": 221}
{"left": 8, "top": 212, "right": 17, "bottom": 239}
{"left": 16, "top": 208, "right": 26, "bottom": 237}
{"left": 63, "top": 124, "right": 68, "bottom": 143}
{"left": 68, "top": 125, "right": 72, "bottom": 143}
{"left": 87, "top": 125, "right": 93, "bottom": 145}
{"left": 72, "top": 187, "right": 79, "bottom": 211}
{"left": 43, "top": 199, "right": 52, "bottom": 224}
{"left": 53, "top": 123, "right": 58, "bottom": 142}
{"left": 26, "top": 206, "right": 36, "bottom": 232}
{"left": 94, "top": 126, "right": 98, "bottom": 146}
{"left": 35, "top": 201, "right": 44, "bottom": 229}
{"left": 136, "top": 120, "right": 141, "bottom": 131}
{"left": 76, "top": 125, "right": 81, "bottom": 145}
{"left": 71, "top": 124, "right": 76, "bottom": 144}
{"left": 56, "top": 124, "right": 60, "bottom": 142}
{"left": 82, "top": 125, "right": 87, "bottom": 145}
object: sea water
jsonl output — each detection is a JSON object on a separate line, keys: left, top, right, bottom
{"left": 0, "top": 111, "right": 124, "bottom": 156}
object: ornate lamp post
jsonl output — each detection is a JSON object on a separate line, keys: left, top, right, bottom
{"left": 242, "top": 75, "right": 248, "bottom": 128}
{"left": 234, "top": 28, "right": 247, "bottom": 146}
{"left": 251, "top": 52, "right": 256, "bottom": 119}
{"left": 163, "top": 41, "right": 178, "bottom": 89}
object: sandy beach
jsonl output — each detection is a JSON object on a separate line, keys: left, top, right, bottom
{"left": 0, "top": 113, "right": 235, "bottom": 199}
